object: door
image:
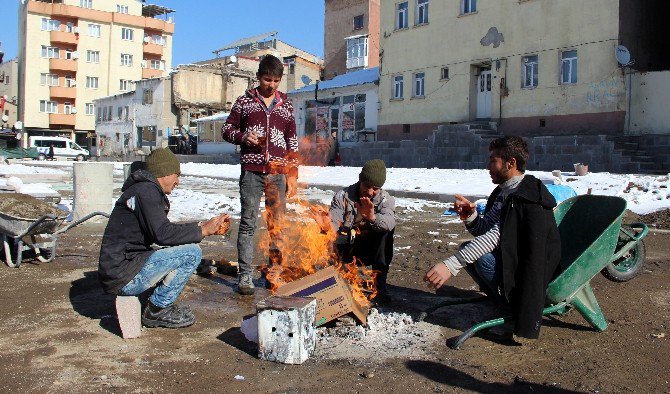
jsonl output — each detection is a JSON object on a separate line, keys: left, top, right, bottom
{"left": 329, "top": 107, "right": 339, "bottom": 142}
{"left": 476, "top": 70, "right": 492, "bottom": 119}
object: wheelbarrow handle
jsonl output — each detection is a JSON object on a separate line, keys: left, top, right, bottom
{"left": 17, "top": 214, "right": 58, "bottom": 238}
{"left": 609, "top": 222, "right": 648, "bottom": 263}
{"left": 53, "top": 211, "right": 110, "bottom": 235}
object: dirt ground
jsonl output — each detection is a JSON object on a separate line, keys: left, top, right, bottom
{"left": 0, "top": 199, "right": 668, "bottom": 393}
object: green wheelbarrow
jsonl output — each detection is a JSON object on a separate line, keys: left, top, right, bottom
{"left": 422, "top": 195, "right": 648, "bottom": 349}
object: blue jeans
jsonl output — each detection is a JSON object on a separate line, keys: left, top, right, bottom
{"left": 119, "top": 244, "right": 202, "bottom": 308}
{"left": 237, "top": 170, "right": 286, "bottom": 277}
{"left": 462, "top": 248, "right": 505, "bottom": 304}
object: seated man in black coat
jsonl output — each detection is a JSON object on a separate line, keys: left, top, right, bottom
{"left": 425, "top": 136, "right": 561, "bottom": 343}
{"left": 99, "top": 148, "right": 230, "bottom": 328}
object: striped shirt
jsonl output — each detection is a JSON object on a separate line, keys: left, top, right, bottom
{"left": 443, "top": 175, "right": 525, "bottom": 276}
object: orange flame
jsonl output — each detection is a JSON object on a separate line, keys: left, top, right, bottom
{"left": 257, "top": 180, "right": 378, "bottom": 307}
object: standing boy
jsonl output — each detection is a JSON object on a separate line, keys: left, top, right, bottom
{"left": 222, "top": 55, "right": 299, "bottom": 295}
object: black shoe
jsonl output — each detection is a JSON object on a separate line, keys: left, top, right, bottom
{"left": 142, "top": 302, "right": 195, "bottom": 328}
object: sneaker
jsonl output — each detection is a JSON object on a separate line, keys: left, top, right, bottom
{"left": 141, "top": 303, "right": 195, "bottom": 328}
{"left": 237, "top": 273, "right": 255, "bottom": 295}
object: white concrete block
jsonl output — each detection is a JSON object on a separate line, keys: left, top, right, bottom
{"left": 257, "top": 296, "right": 317, "bottom": 364}
{"left": 115, "top": 296, "right": 141, "bottom": 339}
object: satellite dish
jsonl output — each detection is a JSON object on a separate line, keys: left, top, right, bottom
{"left": 300, "top": 75, "right": 312, "bottom": 85}
{"left": 15, "top": 132, "right": 22, "bottom": 140}
{"left": 1, "top": 115, "right": 8, "bottom": 123}
{"left": 14, "top": 121, "right": 22, "bottom": 130}
{"left": 615, "top": 45, "right": 631, "bottom": 66}
{"left": 229, "top": 55, "right": 237, "bottom": 63}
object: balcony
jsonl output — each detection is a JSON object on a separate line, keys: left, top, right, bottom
{"left": 50, "top": 29, "right": 78, "bottom": 45}
{"left": 49, "top": 113, "right": 76, "bottom": 127}
{"left": 49, "top": 86, "right": 77, "bottom": 99}
{"left": 143, "top": 42, "right": 163, "bottom": 56}
{"left": 142, "top": 68, "right": 163, "bottom": 79}
{"left": 49, "top": 58, "right": 78, "bottom": 72}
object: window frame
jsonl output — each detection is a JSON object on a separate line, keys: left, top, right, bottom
{"left": 41, "top": 45, "right": 60, "bottom": 59}
{"left": 120, "top": 53, "right": 133, "bottom": 67}
{"left": 116, "top": 4, "right": 129, "bottom": 13}
{"left": 86, "top": 76, "right": 99, "bottom": 89}
{"left": 416, "top": 0, "right": 429, "bottom": 25}
{"left": 80, "top": 0, "right": 92, "bottom": 9}
{"left": 413, "top": 72, "right": 425, "bottom": 98}
{"left": 521, "top": 55, "right": 539, "bottom": 89}
{"left": 392, "top": 74, "right": 404, "bottom": 100}
{"left": 121, "top": 27, "right": 134, "bottom": 41}
{"left": 346, "top": 36, "right": 368, "bottom": 69}
{"left": 85, "top": 103, "right": 95, "bottom": 116}
{"left": 40, "top": 73, "right": 59, "bottom": 86}
{"left": 88, "top": 23, "right": 101, "bottom": 37}
{"left": 461, "top": 0, "right": 477, "bottom": 15}
{"left": 119, "top": 79, "right": 132, "bottom": 92}
{"left": 353, "top": 14, "right": 365, "bottom": 30}
{"left": 42, "top": 18, "right": 61, "bottom": 32}
{"left": 560, "top": 50, "right": 578, "bottom": 85}
{"left": 39, "top": 100, "right": 58, "bottom": 114}
{"left": 142, "top": 89, "right": 154, "bottom": 105}
{"left": 86, "top": 50, "right": 100, "bottom": 63}
{"left": 396, "top": 2, "right": 409, "bottom": 30}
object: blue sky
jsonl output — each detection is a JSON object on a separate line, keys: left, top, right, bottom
{"left": 0, "top": 0, "right": 325, "bottom": 64}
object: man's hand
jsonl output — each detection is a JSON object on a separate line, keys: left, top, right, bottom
{"left": 308, "top": 205, "right": 331, "bottom": 233}
{"left": 200, "top": 214, "right": 231, "bottom": 237}
{"left": 454, "top": 194, "right": 475, "bottom": 220}
{"left": 286, "top": 173, "right": 298, "bottom": 198}
{"left": 424, "top": 263, "right": 452, "bottom": 289}
{"left": 242, "top": 131, "right": 259, "bottom": 147}
{"left": 355, "top": 197, "right": 375, "bottom": 223}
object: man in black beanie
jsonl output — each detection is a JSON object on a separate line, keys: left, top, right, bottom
{"left": 312, "top": 159, "right": 396, "bottom": 302}
{"left": 99, "top": 148, "right": 231, "bottom": 329}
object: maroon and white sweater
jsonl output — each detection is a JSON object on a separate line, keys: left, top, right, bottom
{"left": 222, "top": 89, "right": 299, "bottom": 175}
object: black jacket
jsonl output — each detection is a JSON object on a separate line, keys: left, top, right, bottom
{"left": 98, "top": 170, "right": 202, "bottom": 294}
{"left": 485, "top": 174, "right": 561, "bottom": 339}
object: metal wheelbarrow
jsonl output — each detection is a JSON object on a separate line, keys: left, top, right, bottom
{"left": 420, "top": 195, "right": 648, "bottom": 349}
{"left": 1, "top": 209, "right": 109, "bottom": 268}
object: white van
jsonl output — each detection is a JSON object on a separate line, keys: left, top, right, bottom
{"left": 29, "top": 136, "right": 90, "bottom": 161}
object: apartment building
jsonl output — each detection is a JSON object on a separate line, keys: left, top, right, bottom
{"left": 18, "top": 0, "right": 174, "bottom": 146}
{"left": 377, "top": 0, "right": 670, "bottom": 140}
{"left": 0, "top": 58, "right": 19, "bottom": 129}
{"left": 323, "top": 0, "right": 380, "bottom": 80}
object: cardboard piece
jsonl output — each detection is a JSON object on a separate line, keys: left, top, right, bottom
{"left": 275, "top": 266, "right": 369, "bottom": 326}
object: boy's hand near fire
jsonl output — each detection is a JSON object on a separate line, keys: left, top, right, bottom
{"left": 308, "top": 205, "right": 332, "bottom": 234}
{"left": 199, "top": 214, "right": 232, "bottom": 237}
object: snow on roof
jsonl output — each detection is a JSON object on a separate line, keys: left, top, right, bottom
{"left": 213, "top": 31, "right": 278, "bottom": 54}
{"left": 288, "top": 67, "right": 378, "bottom": 94}
{"left": 194, "top": 112, "right": 230, "bottom": 123}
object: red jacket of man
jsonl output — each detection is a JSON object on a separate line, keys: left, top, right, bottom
{"left": 221, "top": 89, "right": 299, "bottom": 175}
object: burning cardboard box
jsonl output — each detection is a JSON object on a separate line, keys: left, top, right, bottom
{"left": 276, "top": 266, "right": 369, "bottom": 326}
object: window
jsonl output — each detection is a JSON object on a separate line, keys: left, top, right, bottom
{"left": 461, "top": 0, "right": 477, "bottom": 14}
{"left": 40, "top": 73, "right": 59, "bottom": 86}
{"left": 346, "top": 36, "right": 368, "bottom": 69}
{"left": 80, "top": 0, "right": 92, "bottom": 9}
{"left": 148, "top": 34, "right": 166, "bottom": 45}
{"left": 101, "top": 106, "right": 107, "bottom": 121}
{"left": 120, "top": 54, "right": 133, "bottom": 66}
{"left": 116, "top": 4, "right": 129, "bottom": 13}
{"left": 39, "top": 100, "right": 58, "bottom": 114}
{"left": 86, "top": 76, "right": 99, "bottom": 89}
{"left": 86, "top": 50, "right": 99, "bottom": 63}
{"left": 416, "top": 0, "right": 429, "bottom": 25}
{"left": 119, "top": 79, "right": 132, "bottom": 91}
{"left": 353, "top": 14, "right": 364, "bottom": 30}
{"left": 413, "top": 72, "right": 425, "bottom": 97}
{"left": 561, "top": 50, "right": 578, "bottom": 84}
{"left": 396, "top": 2, "right": 408, "bottom": 29}
{"left": 124, "top": 106, "right": 129, "bottom": 120}
{"left": 63, "top": 102, "right": 72, "bottom": 114}
{"left": 150, "top": 59, "right": 166, "bottom": 70}
{"left": 522, "top": 55, "right": 539, "bottom": 88}
{"left": 41, "top": 46, "right": 60, "bottom": 59}
{"left": 85, "top": 103, "right": 95, "bottom": 115}
{"left": 393, "top": 75, "right": 404, "bottom": 99}
{"left": 65, "top": 76, "right": 76, "bottom": 87}
{"left": 441, "top": 67, "right": 450, "bottom": 80}
{"left": 88, "top": 23, "right": 101, "bottom": 37}
{"left": 65, "top": 49, "right": 75, "bottom": 60}
{"left": 65, "top": 22, "right": 75, "bottom": 33}
{"left": 107, "top": 106, "right": 113, "bottom": 121}
{"left": 121, "top": 28, "right": 133, "bottom": 41}
{"left": 285, "top": 58, "right": 295, "bottom": 75}
{"left": 117, "top": 106, "right": 123, "bottom": 120}
{"left": 42, "top": 18, "right": 61, "bottom": 31}
{"left": 142, "top": 89, "right": 153, "bottom": 104}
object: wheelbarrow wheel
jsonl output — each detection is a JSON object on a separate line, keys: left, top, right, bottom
{"left": 602, "top": 226, "right": 646, "bottom": 282}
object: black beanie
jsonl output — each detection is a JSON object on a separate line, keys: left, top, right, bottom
{"left": 359, "top": 159, "right": 386, "bottom": 187}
